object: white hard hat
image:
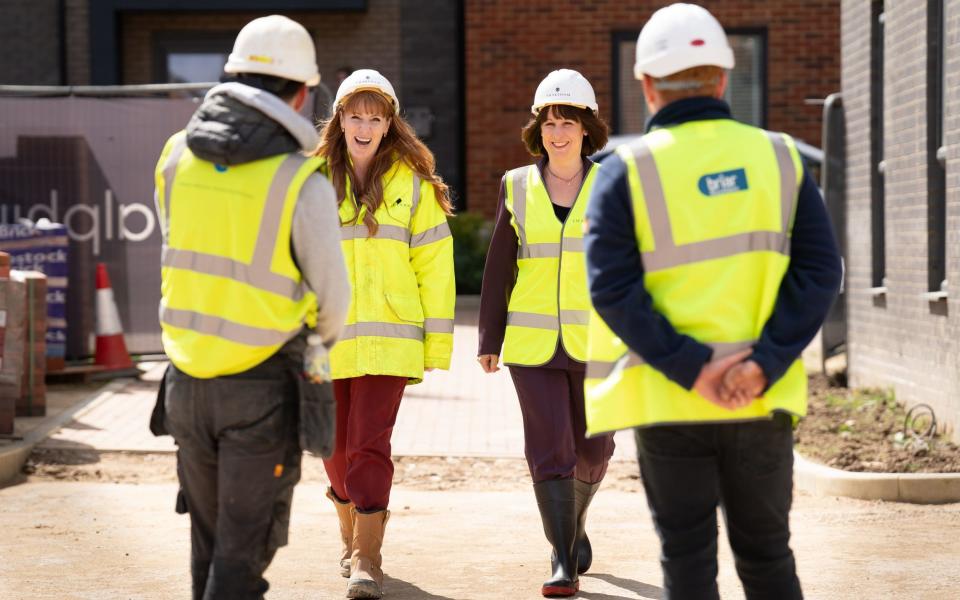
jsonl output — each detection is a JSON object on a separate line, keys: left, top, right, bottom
{"left": 634, "top": 3, "right": 735, "bottom": 79}
{"left": 334, "top": 69, "right": 400, "bottom": 114}
{"left": 224, "top": 15, "right": 320, "bottom": 86}
{"left": 531, "top": 69, "right": 598, "bottom": 115}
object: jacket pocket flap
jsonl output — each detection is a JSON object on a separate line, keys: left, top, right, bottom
{"left": 386, "top": 293, "right": 424, "bottom": 323}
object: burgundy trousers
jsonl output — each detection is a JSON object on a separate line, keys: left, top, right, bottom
{"left": 509, "top": 364, "right": 615, "bottom": 484}
{"left": 322, "top": 375, "right": 406, "bottom": 511}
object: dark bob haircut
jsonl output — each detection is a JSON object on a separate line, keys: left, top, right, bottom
{"left": 520, "top": 104, "right": 610, "bottom": 157}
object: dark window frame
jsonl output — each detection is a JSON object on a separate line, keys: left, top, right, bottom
{"left": 870, "top": 2, "right": 886, "bottom": 291}
{"left": 926, "top": 0, "right": 948, "bottom": 302}
{"left": 90, "top": 0, "right": 366, "bottom": 84}
{"left": 153, "top": 31, "right": 236, "bottom": 84}
{"left": 610, "top": 27, "right": 768, "bottom": 134}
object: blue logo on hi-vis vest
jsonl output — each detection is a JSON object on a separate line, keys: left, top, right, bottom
{"left": 698, "top": 168, "right": 748, "bottom": 196}
{"left": 214, "top": 164, "right": 228, "bottom": 173}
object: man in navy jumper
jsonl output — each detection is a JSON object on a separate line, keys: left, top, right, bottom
{"left": 584, "top": 4, "right": 842, "bottom": 599}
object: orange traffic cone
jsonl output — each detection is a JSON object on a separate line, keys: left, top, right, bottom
{"left": 94, "top": 263, "right": 133, "bottom": 370}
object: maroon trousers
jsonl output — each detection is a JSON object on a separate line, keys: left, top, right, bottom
{"left": 322, "top": 375, "right": 406, "bottom": 512}
{"left": 509, "top": 364, "right": 615, "bottom": 484}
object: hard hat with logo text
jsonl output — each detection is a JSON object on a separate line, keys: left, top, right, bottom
{"left": 334, "top": 69, "right": 400, "bottom": 114}
{"left": 531, "top": 69, "right": 598, "bottom": 115}
{"left": 224, "top": 15, "right": 320, "bottom": 86}
{"left": 634, "top": 3, "right": 735, "bottom": 79}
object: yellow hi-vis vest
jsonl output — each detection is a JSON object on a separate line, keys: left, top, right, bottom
{"left": 585, "top": 120, "right": 807, "bottom": 435}
{"left": 323, "top": 159, "right": 455, "bottom": 383}
{"left": 155, "top": 131, "right": 320, "bottom": 379}
{"left": 502, "top": 163, "right": 599, "bottom": 365}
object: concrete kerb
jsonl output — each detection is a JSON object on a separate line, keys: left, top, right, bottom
{"left": 0, "top": 379, "right": 128, "bottom": 485}
{"left": 794, "top": 451, "right": 960, "bottom": 504}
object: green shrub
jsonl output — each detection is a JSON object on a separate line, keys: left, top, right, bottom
{"left": 448, "top": 212, "right": 493, "bottom": 294}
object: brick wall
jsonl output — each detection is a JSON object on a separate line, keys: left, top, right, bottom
{"left": 464, "top": 0, "right": 841, "bottom": 216}
{"left": 64, "top": 0, "right": 90, "bottom": 85}
{"left": 843, "top": 0, "right": 960, "bottom": 439}
{"left": 115, "top": 1, "right": 462, "bottom": 193}
{"left": 0, "top": 0, "right": 61, "bottom": 85}
{"left": 119, "top": 2, "right": 402, "bottom": 93}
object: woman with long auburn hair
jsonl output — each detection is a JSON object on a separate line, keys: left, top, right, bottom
{"left": 477, "top": 69, "right": 615, "bottom": 597}
{"left": 312, "top": 69, "right": 455, "bottom": 600}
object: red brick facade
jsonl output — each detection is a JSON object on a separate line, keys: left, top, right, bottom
{"left": 464, "top": 0, "right": 840, "bottom": 216}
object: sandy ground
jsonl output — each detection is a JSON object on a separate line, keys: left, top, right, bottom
{"left": 2, "top": 454, "right": 960, "bottom": 599}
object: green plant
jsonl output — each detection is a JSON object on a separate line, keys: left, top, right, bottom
{"left": 448, "top": 212, "right": 493, "bottom": 294}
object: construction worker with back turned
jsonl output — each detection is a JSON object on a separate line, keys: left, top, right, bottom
{"left": 584, "top": 4, "right": 842, "bottom": 599}
{"left": 153, "top": 15, "right": 350, "bottom": 599}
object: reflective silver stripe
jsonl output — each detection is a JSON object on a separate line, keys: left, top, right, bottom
{"left": 411, "top": 175, "right": 421, "bottom": 218}
{"left": 339, "top": 322, "right": 424, "bottom": 341}
{"left": 641, "top": 231, "right": 789, "bottom": 272}
{"left": 340, "top": 224, "right": 410, "bottom": 242}
{"left": 164, "top": 151, "right": 308, "bottom": 300}
{"left": 410, "top": 222, "right": 452, "bottom": 248}
{"left": 510, "top": 166, "right": 531, "bottom": 254}
{"left": 586, "top": 340, "right": 757, "bottom": 379}
{"left": 161, "top": 305, "right": 299, "bottom": 346}
{"left": 627, "top": 133, "right": 798, "bottom": 273}
{"left": 766, "top": 131, "right": 798, "bottom": 232}
{"left": 629, "top": 139, "right": 674, "bottom": 248}
{"left": 251, "top": 154, "right": 308, "bottom": 272}
{"left": 161, "top": 135, "right": 187, "bottom": 234}
{"left": 162, "top": 247, "right": 301, "bottom": 299}
{"left": 520, "top": 242, "right": 561, "bottom": 259}
{"left": 507, "top": 311, "right": 558, "bottom": 330}
{"left": 424, "top": 318, "right": 455, "bottom": 334}
{"left": 559, "top": 309, "right": 589, "bottom": 326}
{"left": 562, "top": 237, "right": 585, "bottom": 252}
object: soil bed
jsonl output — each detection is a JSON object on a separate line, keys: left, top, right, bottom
{"left": 795, "top": 374, "right": 960, "bottom": 473}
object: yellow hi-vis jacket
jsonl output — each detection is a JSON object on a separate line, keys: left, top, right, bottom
{"left": 585, "top": 120, "right": 807, "bottom": 435}
{"left": 155, "top": 131, "right": 320, "bottom": 378}
{"left": 322, "top": 159, "right": 455, "bottom": 383}
{"left": 502, "top": 163, "right": 599, "bottom": 365}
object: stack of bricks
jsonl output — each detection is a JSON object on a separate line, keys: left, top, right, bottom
{"left": 0, "top": 265, "right": 48, "bottom": 429}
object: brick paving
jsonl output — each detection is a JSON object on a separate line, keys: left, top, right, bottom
{"left": 37, "top": 304, "right": 636, "bottom": 460}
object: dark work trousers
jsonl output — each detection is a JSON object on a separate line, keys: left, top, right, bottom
{"left": 322, "top": 375, "right": 407, "bottom": 511}
{"left": 164, "top": 355, "right": 302, "bottom": 600}
{"left": 509, "top": 363, "right": 615, "bottom": 484}
{"left": 635, "top": 413, "right": 802, "bottom": 600}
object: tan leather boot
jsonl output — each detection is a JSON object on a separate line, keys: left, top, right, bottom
{"left": 346, "top": 508, "right": 390, "bottom": 599}
{"left": 326, "top": 487, "right": 354, "bottom": 578}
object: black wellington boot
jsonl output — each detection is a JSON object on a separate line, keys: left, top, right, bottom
{"left": 574, "top": 480, "right": 601, "bottom": 574}
{"left": 533, "top": 479, "right": 579, "bottom": 598}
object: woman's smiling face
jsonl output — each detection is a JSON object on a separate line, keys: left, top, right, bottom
{"left": 340, "top": 106, "right": 391, "bottom": 164}
{"left": 540, "top": 106, "right": 585, "bottom": 161}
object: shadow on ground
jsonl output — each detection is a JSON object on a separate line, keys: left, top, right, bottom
{"left": 383, "top": 574, "right": 458, "bottom": 600}
{"left": 579, "top": 572, "right": 664, "bottom": 599}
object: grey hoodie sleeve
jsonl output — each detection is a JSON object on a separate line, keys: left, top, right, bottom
{"left": 292, "top": 173, "right": 351, "bottom": 348}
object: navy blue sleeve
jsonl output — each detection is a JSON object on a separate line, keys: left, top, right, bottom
{"left": 749, "top": 166, "right": 843, "bottom": 387}
{"left": 584, "top": 153, "right": 713, "bottom": 390}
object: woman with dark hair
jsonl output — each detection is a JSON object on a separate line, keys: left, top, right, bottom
{"left": 477, "top": 69, "right": 615, "bottom": 598}
{"left": 312, "top": 69, "right": 455, "bottom": 600}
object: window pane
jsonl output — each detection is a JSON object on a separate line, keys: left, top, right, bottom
{"left": 617, "top": 40, "right": 647, "bottom": 133}
{"left": 616, "top": 33, "right": 765, "bottom": 133}
{"left": 726, "top": 36, "right": 763, "bottom": 126}
{"left": 166, "top": 53, "right": 228, "bottom": 84}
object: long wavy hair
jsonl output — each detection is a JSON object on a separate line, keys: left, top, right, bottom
{"left": 313, "top": 90, "right": 452, "bottom": 236}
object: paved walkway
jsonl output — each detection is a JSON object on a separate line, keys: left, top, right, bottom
{"left": 35, "top": 304, "right": 637, "bottom": 460}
